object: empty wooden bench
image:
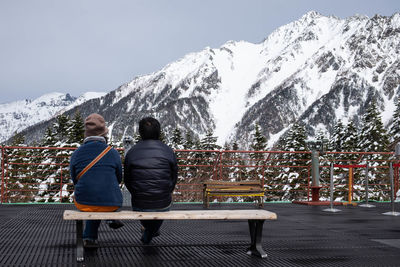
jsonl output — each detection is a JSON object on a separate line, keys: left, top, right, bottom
{"left": 203, "top": 180, "right": 265, "bottom": 208}
{"left": 63, "top": 209, "right": 277, "bottom": 262}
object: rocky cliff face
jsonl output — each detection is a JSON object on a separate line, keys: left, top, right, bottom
{"left": 14, "top": 11, "right": 400, "bottom": 148}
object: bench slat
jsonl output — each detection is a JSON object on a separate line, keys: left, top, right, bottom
{"left": 207, "top": 187, "right": 264, "bottom": 192}
{"left": 204, "top": 181, "right": 262, "bottom": 185}
{"left": 63, "top": 209, "right": 277, "bottom": 221}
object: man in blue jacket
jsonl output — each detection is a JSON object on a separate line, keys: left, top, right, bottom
{"left": 124, "top": 117, "right": 178, "bottom": 244}
{"left": 70, "top": 113, "right": 123, "bottom": 247}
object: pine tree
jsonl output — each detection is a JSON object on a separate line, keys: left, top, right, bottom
{"left": 232, "top": 141, "right": 239, "bottom": 151}
{"left": 250, "top": 123, "right": 267, "bottom": 161}
{"left": 330, "top": 120, "right": 346, "bottom": 152}
{"left": 183, "top": 131, "right": 194, "bottom": 150}
{"left": 53, "top": 114, "right": 70, "bottom": 144}
{"left": 42, "top": 127, "right": 57, "bottom": 147}
{"left": 46, "top": 114, "right": 75, "bottom": 202}
{"left": 159, "top": 130, "right": 167, "bottom": 144}
{"left": 332, "top": 120, "right": 360, "bottom": 201}
{"left": 275, "top": 123, "right": 310, "bottom": 201}
{"left": 171, "top": 127, "right": 184, "bottom": 150}
{"left": 196, "top": 129, "right": 220, "bottom": 197}
{"left": 248, "top": 124, "right": 267, "bottom": 194}
{"left": 67, "top": 110, "right": 84, "bottom": 145}
{"left": 223, "top": 142, "right": 230, "bottom": 151}
{"left": 200, "top": 128, "right": 220, "bottom": 151}
{"left": 342, "top": 121, "right": 359, "bottom": 152}
{"left": 358, "top": 101, "right": 390, "bottom": 201}
{"left": 6, "top": 132, "right": 34, "bottom": 202}
{"left": 359, "top": 102, "right": 390, "bottom": 153}
{"left": 37, "top": 127, "right": 59, "bottom": 202}
{"left": 389, "top": 97, "right": 400, "bottom": 143}
{"left": 11, "top": 132, "right": 25, "bottom": 145}
{"left": 177, "top": 131, "right": 197, "bottom": 201}
{"left": 283, "top": 123, "right": 307, "bottom": 153}
{"left": 251, "top": 124, "right": 267, "bottom": 151}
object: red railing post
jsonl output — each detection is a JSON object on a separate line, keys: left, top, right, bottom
{"left": 59, "top": 162, "right": 63, "bottom": 203}
{"left": 307, "top": 166, "right": 311, "bottom": 202}
{"left": 1, "top": 145, "right": 4, "bottom": 204}
{"left": 3, "top": 146, "right": 8, "bottom": 203}
{"left": 394, "top": 165, "right": 399, "bottom": 200}
{"left": 219, "top": 151, "right": 223, "bottom": 180}
{"left": 262, "top": 164, "right": 265, "bottom": 188}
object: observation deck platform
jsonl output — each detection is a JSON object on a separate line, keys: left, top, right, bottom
{"left": 1, "top": 202, "right": 400, "bottom": 266}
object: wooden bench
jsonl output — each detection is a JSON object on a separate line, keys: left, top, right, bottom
{"left": 203, "top": 180, "right": 265, "bottom": 208}
{"left": 63, "top": 209, "right": 277, "bottom": 262}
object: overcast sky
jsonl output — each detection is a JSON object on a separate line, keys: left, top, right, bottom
{"left": 1, "top": 0, "right": 399, "bottom": 103}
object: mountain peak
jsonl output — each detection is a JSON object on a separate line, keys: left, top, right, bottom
{"left": 390, "top": 12, "right": 400, "bottom": 27}
{"left": 301, "top": 10, "right": 322, "bottom": 21}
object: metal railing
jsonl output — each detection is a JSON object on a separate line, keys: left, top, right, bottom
{"left": 0, "top": 146, "right": 397, "bottom": 203}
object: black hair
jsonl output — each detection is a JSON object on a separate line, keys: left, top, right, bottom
{"left": 139, "top": 117, "right": 161, "bottom": 140}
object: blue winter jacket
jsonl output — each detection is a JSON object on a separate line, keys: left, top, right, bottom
{"left": 70, "top": 138, "right": 123, "bottom": 207}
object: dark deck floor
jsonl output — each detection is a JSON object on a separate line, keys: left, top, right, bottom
{"left": 1, "top": 202, "right": 400, "bottom": 266}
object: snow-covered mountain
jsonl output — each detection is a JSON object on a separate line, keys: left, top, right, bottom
{"left": 15, "top": 11, "right": 400, "bottom": 148}
{"left": 0, "top": 92, "right": 105, "bottom": 143}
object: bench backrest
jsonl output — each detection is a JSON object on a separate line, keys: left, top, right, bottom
{"left": 204, "top": 180, "right": 262, "bottom": 186}
{"left": 204, "top": 180, "right": 263, "bottom": 191}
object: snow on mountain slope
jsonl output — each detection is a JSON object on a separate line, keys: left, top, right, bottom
{"left": 16, "top": 11, "right": 400, "bottom": 148}
{"left": 209, "top": 41, "right": 266, "bottom": 142}
{"left": 0, "top": 92, "right": 105, "bottom": 143}
{"left": 233, "top": 11, "right": 400, "bottom": 147}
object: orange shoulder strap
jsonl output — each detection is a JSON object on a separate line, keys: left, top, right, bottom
{"left": 76, "top": 146, "right": 112, "bottom": 181}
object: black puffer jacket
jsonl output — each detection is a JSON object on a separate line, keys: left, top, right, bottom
{"left": 124, "top": 140, "right": 178, "bottom": 209}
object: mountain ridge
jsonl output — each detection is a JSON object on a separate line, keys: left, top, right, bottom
{"left": 5, "top": 11, "right": 400, "bottom": 148}
{"left": 0, "top": 92, "right": 105, "bottom": 143}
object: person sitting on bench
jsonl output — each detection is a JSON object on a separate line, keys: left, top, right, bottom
{"left": 124, "top": 117, "right": 178, "bottom": 244}
{"left": 69, "top": 113, "right": 124, "bottom": 248}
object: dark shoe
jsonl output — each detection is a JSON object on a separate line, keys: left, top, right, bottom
{"left": 83, "top": 239, "right": 99, "bottom": 248}
{"left": 153, "top": 230, "right": 160, "bottom": 237}
{"left": 140, "top": 226, "right": 160, "bottom": 237}
{"left": 140, "top": 230, "right": 153, "bottom": 245}
{"left": 107, "top": 220, "right": 124, "bottom": 229}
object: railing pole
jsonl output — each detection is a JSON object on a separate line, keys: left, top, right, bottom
{"left": 383, "top": 162, "right": 400, "bottom": 216}
{"left": 360, "top": 163, "right": 374, "bottom": 208}
{"left": 390, "top": 162, "right": 395, "bottom": 213}
{"left": 324, "top": 163, "right": 341, "bottom": 212}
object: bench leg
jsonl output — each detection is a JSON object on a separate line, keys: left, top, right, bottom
{"left": 203, "top": 191, "right": 207, "bottom": 209}
{"left": 247, "top": 220, "right": 267, "bottom": 258}
{"left": 76, "top": 220, "right": 84, "bottom": 262}
{"left": 259, "top": 196, "right": 264, "bottom": 209}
